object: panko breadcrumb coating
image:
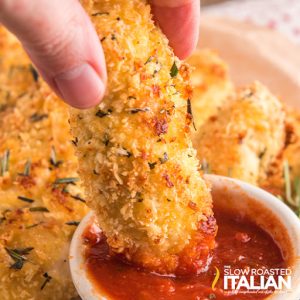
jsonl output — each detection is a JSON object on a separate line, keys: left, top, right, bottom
{"left": 194, "top": 82, "right": 287, "bottom": 185}
{"left": 186, "top": 49, "right": 233, "bottom": 134}
{"left": 284, "top": 110, "right": 300, "bottom": 179}
{"left": 70, "top": 0, "right": 216, "bottom": 275}
{"left": 0, "top": 28, "right": 88, "bottom": 299}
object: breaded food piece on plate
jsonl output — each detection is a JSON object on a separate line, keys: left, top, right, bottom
{"left": 186, "top": 49, "right": 234, "bottom": 134}
{"left": 194, "top": 82, "right": 286, "bottom": 185}
{"left": 0, "top": 27, "right": 39, "bottom": 110}
{"left": 0, "top": 76, "right": 88, "bottom": 298}
{"left": 70, "top": 0, "right": 216, "bottom": 275}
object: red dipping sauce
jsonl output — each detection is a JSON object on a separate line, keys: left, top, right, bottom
{"left": 83, "top": 209, "right": 287, "bottom": 300}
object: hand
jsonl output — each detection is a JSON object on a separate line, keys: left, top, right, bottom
{"left": 0, "top": 0, "right": 200, "bottom": 109}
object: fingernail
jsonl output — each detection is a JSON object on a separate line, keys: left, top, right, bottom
{"left": 54, "top": 64, "right": 105, "bottom": 109}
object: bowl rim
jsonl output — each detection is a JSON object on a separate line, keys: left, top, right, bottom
{"left": 69, "top": 174, "right": 300, "bottom": 300}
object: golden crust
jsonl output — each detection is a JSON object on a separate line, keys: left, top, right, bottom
{"left": 186, "top": 49, "right": 234, "bottom": 134}
{"left": 194, "top": 82, "right": 286, "bottom": 185}
{"left": 0, "top": 29, "right": 88, "bottom": 299}
{"left": 70, "top": 0, "right": 216, "bottom": 274}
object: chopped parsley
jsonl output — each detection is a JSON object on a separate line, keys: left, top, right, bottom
{"left": 65, "top": 221, "right": 80, "bottom": 226}
{"left": 29, "top": 207, "right": 49, "bottom": 213}
{"left": 41, "top": 272, "right": 52, "bottom": 290}
{"left": 54, "top": 177, "right": 79, "bottom": 185}
{"left": 18, "top": 196, "right": 35, "bottom": 203}
{"left": 95, "top": 109, "right": 112, "bottom": 118}
{"left": 170, "top": 62, "right": 179, "bottom": 77}
{"left": 5, "top": 247, "right": 34, "bottom": 270}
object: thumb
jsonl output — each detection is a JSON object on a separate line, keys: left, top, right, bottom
{"left": 150, "top": 0, "right": 200, "bottom": 59}
{"left": 0, "top": 0, "right": 106, "bottom": 109}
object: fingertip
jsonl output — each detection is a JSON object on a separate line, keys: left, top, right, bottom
{"left": 54, "top": 63, "right": 106, "bottom": 109}
{"left": 151, "top": 0, "right": 200, "bottom": 59}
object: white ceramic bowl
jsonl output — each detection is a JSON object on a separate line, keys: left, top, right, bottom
{"left": 69, "top": 175, "right": 300, "bottom": 300}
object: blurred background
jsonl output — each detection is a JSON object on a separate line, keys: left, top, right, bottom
{"left": 201, "top": 0, "right": 300, "bottom": 45}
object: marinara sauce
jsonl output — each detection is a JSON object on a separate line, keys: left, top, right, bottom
{"left": 84, "top": 209, "right": 286, "bottom": 300}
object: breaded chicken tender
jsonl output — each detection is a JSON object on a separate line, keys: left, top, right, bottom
{"left": 0, "top": 38, "right": 88, "bottom": 299}
{"left": 70, "top": 0, "right": 216, "bottom": 275}
{"left": 284, "top": 110, "right": 300, "bottom": 179}
{"left": 194, "top": 82, "right": 286, "bottom": 185}
{"left": 186, "top": 49, "right": 233, "bottom": 133}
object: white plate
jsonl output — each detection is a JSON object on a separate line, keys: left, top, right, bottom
{"left": 199, "top": 16, "right": 300, "bottom": 109}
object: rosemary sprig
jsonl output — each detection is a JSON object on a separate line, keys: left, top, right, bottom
{"left": 0, "top": 149, "right": 10, "bottom": 176}
{"left": 41, "top": 272, "right": 52, "bottom": 290}
{"left": 50, "top": 146, "right": 63, "bottom": 168}
{"left": 65, "top": 221, "right": 80, "bottom": 226}
{"left": 24, "top": 160, "right": 31, "bottom": 176}
{"left": 30, "top": 113, "right": 48, "bottom": 122}
{"left": 29, "top": 207, "right": 49, "bottom": 213}
{"left": 18, "top": 196, "right": 35, "bottom": 203}
{"left": 54, "top": 177, "right": 79, "bottom": 185}
{"left": 5, "top": 247, "right": 34, "bottom": 270}
{"left": 29, "top": 64, "right": 39, "bottom": 82}
{"left": 70, "top": 194, "right": 86, "bottom": 203}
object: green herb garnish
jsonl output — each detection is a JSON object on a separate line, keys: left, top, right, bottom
{"left": 159, "top": 152, "right": 168, "bottom": 164}
{"left": 18, "top": 196, "right": 35, "bottom": 203}
{"left": 0, "top": 149, "right": 10, "bottom": 176}
{"left": 187, "top": 99, "right": 197, "bottom": 131}
{"left": 30, "top": 113, "right": 48, "bottom": 122}
{"left": 126, "top": 107, "right": 150, "bottom": 114}
{"left": 23, "top": 160, "right": 31, "bottom": 176}
{"left": 29, "top": 64, "right": 39, "bottom": 82}
{"left": 145, "top": 56, "right": 154, "bottom": 65}
{"left": 170, "top": 62, "right": 178, "bottom": 77}
{"left": 95, "top": 109, "right": 112, "bottom": 118}
{"left": 54, "top": 177, "right": 79, "bottom": 185}
{"left": 41, "top": 272, "right": 52, "bottom": 290}
{"left": 103, "top": 133, "right": 110, "bottom": 146}
{"left": 5, "top": 247, "right": 34, "bottom": 270}
{"left": 70, "top": 194, "right": 86, "bottom": 203}
{"left": 65, "top": 221, "right": 80, "bottom": 226}
{"left": 29, "top": 207, "right": 49, "bottom": 213}
{"left": 148, "top": 162, "right": 157, "bottom": 170}
{"left": 50, "top": 146, "right": 63, "bottom": 168}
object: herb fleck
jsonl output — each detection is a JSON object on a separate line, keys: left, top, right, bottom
{"left": 187, "top": 99, "right": 196, "bottom": 131}
{"left": 159, "top": 152, "right": 168, "bottom": 164}
{"left": 50, "top": 146, "right": 63, "bottom": 168}
{"left": 29, "top": 64, "right": 39, "bottom": 82}
{"left": 70, "top": 194, "right": 86, "bottom": 203}
{"left": 148, "top": 162, "right": 157, "bottom": 170}
{"left": 5, "top": 247, "right": 34, "bottom": 270}
{"left": 95, "top": 109, "right": 112, "bottom": 118}
{"left": 30, "top": 113, "right": 48, "bottom": 122}
{"left": 54, "top": 177, "right": 79, "bottom": 185}
{"left": 41, "top": 272, "right": 52, "bottom": 290}
{"left": 18, "top": 196, "right": 35, "bottom": 203}
{"left": 0, "top": 149, "right": 10, "bottom": 176}
{"left": 126, "top": 107, "right": 150, "bottom": 114}
{"left": 170, "top": 62, "right": 179, "bottom": 77}
{"left": 65, "top": 221, "right": 80, "bottom": 226}
{"left": 29, "top": 207, "right": 49, "bottom": 213}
